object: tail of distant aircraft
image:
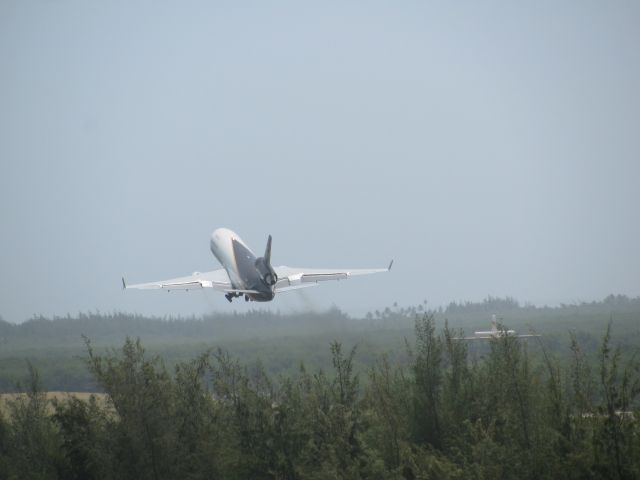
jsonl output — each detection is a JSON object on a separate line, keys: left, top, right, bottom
{"left": 491, "top": 314, "right": 498, "bottom": 333}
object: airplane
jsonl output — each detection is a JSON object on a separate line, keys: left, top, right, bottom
{"left": 454, "top": 314, "right": 540, "bottom": 340}
{"left": 122, "top": 227, "right": 393, "bottom": 303}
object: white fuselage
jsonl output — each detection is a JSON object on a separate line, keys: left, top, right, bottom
{"left": 209, "top": 228, "right": 253, "bottom": 288}
{"left": 473, "top": 329, "right": 516, "bottom": 337}
{"left": 209, "top": 228, "right": 275, "bottom": 301}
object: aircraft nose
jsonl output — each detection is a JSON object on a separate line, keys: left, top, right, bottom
{"left": 210, "top": 230, "right": 220, "bottom": 252}
{"left": 210, "top": 228, "right": 231, "bottom": 254}
{"left": 211, "top": 228, "right": 225, "bottom": 244}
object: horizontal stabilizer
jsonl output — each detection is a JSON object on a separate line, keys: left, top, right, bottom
{"left": 224, "top": 288, "right": 262, "bottom": 295}
{"left": 276, "top": 283, "right": 319, "bottom": 293}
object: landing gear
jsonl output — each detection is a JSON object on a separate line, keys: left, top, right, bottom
{"left": 226, "top": 292, "right": 246, "bottom": 303}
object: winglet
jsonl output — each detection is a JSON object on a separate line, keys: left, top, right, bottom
{"left": 121, "top": 277, "right": 127, "bottom": 290}
{"left": 388, "top": 259, "right": 394, "bottom": 271}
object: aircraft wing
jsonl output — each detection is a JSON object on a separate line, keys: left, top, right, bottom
{"left": 274, "top": 260, "right": 392, "bottom": 291}
{"left": 122, "top": 269, "right": 260, "bottom": 294}
{"left": 451, "top": 335, "right": 497, "bottom": 341}
{"left": 453, "top": 334, "right": 542, "bottom": 341}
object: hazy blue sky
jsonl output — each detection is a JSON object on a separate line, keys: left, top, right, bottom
{"left": 1, "top": 1, "right": 639, "bottom": 322}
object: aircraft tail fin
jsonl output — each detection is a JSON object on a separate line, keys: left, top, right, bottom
{"left": 254, "top": 235, "right": 277, "bottom": 286}
{"left": 264, "top": 235, "right": 272, "bottom": 264}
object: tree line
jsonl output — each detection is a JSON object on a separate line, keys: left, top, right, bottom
{"left": 1, "top": 314, "right": 639, "bottom": 480}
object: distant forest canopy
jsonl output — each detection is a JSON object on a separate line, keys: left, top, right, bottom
{"left": 1, "top": 293, "right": 639, "bottom": 353}
{"left": 380, "top": 293, "right": 640, "bottom": 317}
{"left": 2, "top": 293, "right": 640, "bottom": 330}
{"left": 0, "top": 294, "right": 639, "bottom": 394}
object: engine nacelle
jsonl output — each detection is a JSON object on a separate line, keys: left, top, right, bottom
{"left": 255, "top": 256, "right": 278, "bottom": 286}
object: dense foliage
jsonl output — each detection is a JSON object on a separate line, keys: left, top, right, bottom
{"left": 1, "top": 314, "right": 639, "bottom": 479}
